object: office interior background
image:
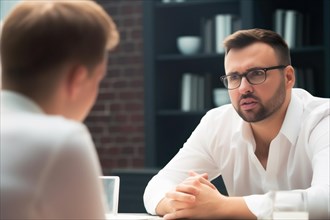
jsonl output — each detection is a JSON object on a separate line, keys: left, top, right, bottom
{"left": 88, "top": 0, "right": 330, "bottom": 174}
{"left": 1, "top": 0, "right": 329, "bottom": 213}
{"left": 1, "top": 0, "right": 329, "bottom": 179}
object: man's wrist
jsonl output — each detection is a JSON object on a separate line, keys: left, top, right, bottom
{"left": 155, "top": 197, "right": 170, "bottom": 216}
{"left": 220, "top": 196, "right": 256, "bottom": 219}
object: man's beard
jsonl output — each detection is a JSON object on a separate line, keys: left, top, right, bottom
{"left": 235, "top": 79, "right": 286, "bottom": 123}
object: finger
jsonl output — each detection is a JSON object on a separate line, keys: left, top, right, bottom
{"left": 175, "top": 183, "right": 199, "bottom": 196}
{"left": 168, "top": 199, "right": 195, "bottom": 211}
{"left": 187, "top": 171, "right": 216, "bottom": 190}
{"left": 188, "top": 170, "right": 208, "bottom": 180}
{"left": 163, "top": 208, "right": 192, "bottom": 220}
{"left": 198, "top": 176, "right": 217, "bottom": 190}
{"left": 166, "top": 191, "right": 196, "bottom": 203}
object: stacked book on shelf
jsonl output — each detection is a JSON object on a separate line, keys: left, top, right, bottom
{"left": 180, "top": 73, "right": 212, "bottom": 112}
{"left": 201, "top": 14, "right": 241, "bottom": 54}
{"left": 274, "top": 9, "right": 308, "bottom": 48}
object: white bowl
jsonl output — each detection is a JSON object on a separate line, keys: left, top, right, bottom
{"left": 177, "top": 36, "right": 201, "bottom": 55}
{"left": 213, "top": 88, "right": 231, "bottom": 106}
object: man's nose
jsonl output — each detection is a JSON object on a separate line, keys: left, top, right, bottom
{"left": 238, "top": 77, "right": 253, "bottom": 94}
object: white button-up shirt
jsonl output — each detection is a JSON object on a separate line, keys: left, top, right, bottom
{"left": 1, "top": 91, "right": 106, "bottom": 219}
{"left": 144, "top": 89, "right": 330, "bottom": 219}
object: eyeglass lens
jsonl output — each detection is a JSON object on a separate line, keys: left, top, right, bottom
{"left": 225, "top": 69, "right": 266, "bottom": 89}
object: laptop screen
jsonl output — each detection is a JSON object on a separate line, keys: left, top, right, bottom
{"left": 99, "top": 176, "right": 120, "bottom": 215}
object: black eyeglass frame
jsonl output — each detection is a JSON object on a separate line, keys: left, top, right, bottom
{"left": 220, "top": 65, "right": 288, "bottom": 90}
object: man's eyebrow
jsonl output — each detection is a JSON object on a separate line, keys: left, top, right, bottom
{"left": 226, "top": 71, "right": 240, "bottom": 76}
{"left": 247, "top": 66, "right": 264, "bottom": 71}
{"left": 227, "top": 66, "right": 264, "bottom": 75}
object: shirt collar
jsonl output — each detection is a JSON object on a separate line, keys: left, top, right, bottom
{"left": 232, "top": 115, "right": 256, "bottom": 148}
{"left": 1, "top": 90, "right": 44, "bottom": 114}
{"left": 279, "top": 92, "right": 303, "bottom": 145}
{"left": 232, "top": 92, "right": 303, "bottom": 146}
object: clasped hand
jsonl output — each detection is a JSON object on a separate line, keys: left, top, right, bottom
{"left": 162, "top": 171, "right": 226, "bottom": 219}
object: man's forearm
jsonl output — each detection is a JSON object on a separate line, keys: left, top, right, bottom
{"left": 156, "top": 196, "right": 256, "bottom": 219}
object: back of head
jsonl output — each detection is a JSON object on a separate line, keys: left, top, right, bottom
{"left": 1, "top": 0, "right": 119, "bottom": 96}
{"left": 223, "top": 28, "right": 291, "bottom": 65}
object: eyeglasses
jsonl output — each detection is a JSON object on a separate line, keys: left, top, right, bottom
{"left": 220, "top": 65, "right": 288, "bottom": 90}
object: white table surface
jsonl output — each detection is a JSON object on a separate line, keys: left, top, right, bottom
{"left": 106, "top": 213, "right": 163, "bottom": 220}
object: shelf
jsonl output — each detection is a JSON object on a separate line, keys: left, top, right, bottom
{"left": 154, "top": 0, "right": 240, "bottom": 20}
{"left": 157, "top": 110, "right": 207, "bottom": 116}
{"left": 157, "top": 53, "right": 224, "bottom": 61}
{"left": 290, "top": 46, "right": 324, "bottom": 68}
{"left": 290, "top": 46, "right": 324, "bottom": 54}
{"left": 156, "top": 46, "right": 324, "bottom": 62}
{"left": 155, "top": 0, "right": 238, "bottom": 8}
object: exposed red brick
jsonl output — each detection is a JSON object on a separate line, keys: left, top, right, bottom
{"left": 85, "top": 0, "right": 145, "bottom": 171}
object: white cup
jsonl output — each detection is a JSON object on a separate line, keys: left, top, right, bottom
{"left": 213, "top": 88, "right": 230, "bottom": 106}
{"left": 271, "top": 191, "right": 309, "bottom": 220}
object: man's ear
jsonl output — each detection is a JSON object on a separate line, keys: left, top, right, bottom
{"left": 285, "top": 65, "right": 295, "bottom": 88}
{"left": 66, "top": 65, "right": 88, "bottom": 100}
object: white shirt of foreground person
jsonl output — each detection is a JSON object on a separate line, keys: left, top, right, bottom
{"left": 144, "top": 88, "right": 330, "bottom": 219}
{"left": 0, "top": 91, "right": 106, "bottom": 219}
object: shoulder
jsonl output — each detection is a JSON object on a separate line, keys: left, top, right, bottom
{"left": 39, "top": 116, "right": 93, "bottom": 155}
{"left": 292, "top": 88, "right": 329, "bottom": 120}
{"left": 2, "top": 112, "right": 92, "bottom": 153}
{"left": 0, "top": 114, "right": 98, "bottom": 197}
{"left": 291, "top": 89, "right": 330, "bottom": 138}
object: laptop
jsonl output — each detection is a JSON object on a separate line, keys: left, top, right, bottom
{"left": 100, "top": 176, "right": 162, "bottom": 219}
{"left": 105, "top": 213, "right": 163, "bottom": 220}
{"left": 100, "top": 176, "right": 120, "bottom": 215}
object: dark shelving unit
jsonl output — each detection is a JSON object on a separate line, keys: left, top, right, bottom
{"left": 143, "top": 0, "right": 330, "bottom": 168}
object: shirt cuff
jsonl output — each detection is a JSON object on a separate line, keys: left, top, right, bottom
{"left": 143, "top": 176, "right": 174, "bottom": 215}
{"left": 243, "top": 192, "right": 273, "bottom": 219}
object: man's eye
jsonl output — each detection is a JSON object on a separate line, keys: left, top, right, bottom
{"left": 228, "top": 75, "right": 240, "bottom": 81}
{"left": 249, "top": 70, "right": 264, "bottom": 77}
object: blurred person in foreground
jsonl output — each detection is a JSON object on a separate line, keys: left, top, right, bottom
{"left": 144, "top": 28, "right": 329, "bottom": 219}
{"left": 0, "top": 1, "right": 119, "bottom": 219}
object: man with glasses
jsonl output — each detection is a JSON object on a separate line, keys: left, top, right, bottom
{"left": 144, "top": 29, "right": 329, "bottom": 219}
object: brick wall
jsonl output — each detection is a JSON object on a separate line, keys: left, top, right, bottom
{"left": 84, "top": 0, "right": 145, "bottom": 174}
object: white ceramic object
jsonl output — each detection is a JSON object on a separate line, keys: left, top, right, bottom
{"left": 271, "top": 191, "right": 309, "bottom": 220}
{"left": 177, "top": 36, "right": 201, "bottom": 55}
{"left": 213, "top": 88, "right": 230, "bottom": 106}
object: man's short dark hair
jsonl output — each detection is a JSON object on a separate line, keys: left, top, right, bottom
{"left": 223, "top": 28, "right": 291, "bottom": 65}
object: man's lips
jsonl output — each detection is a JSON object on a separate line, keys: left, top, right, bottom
{"left": 240, "top": 98, "right": 258, "bottom": 110}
